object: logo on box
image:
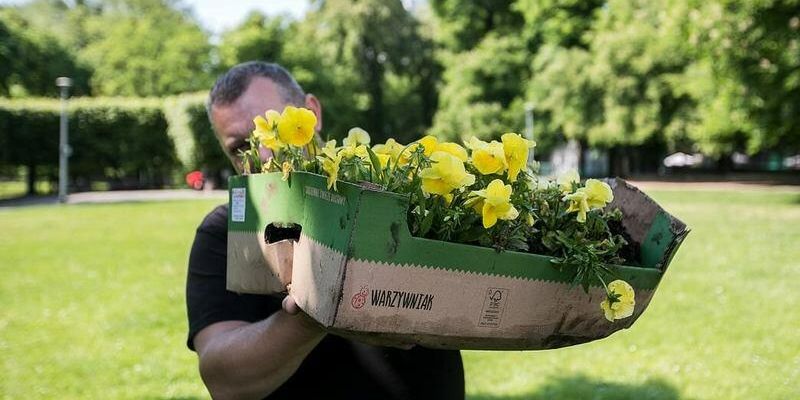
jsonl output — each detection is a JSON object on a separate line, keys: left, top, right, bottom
{"left": 350, "top": 286, "right": 435, "bottom": 311}
{"left": 351, "top": 286, "right": 368, "bottom": 309}
{"left": 478, "top": 288, "right": 509, "bottom": 327}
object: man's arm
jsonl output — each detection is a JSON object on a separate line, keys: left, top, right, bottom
{"left": 187, "top": 206, "right": 325, "bottom": 399}
{"left": 193, "top": 296, "right": 326, "bottom": 400}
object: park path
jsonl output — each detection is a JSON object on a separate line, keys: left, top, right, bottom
{"left": 627, "top": 180, "right": 800, "bottom": 192}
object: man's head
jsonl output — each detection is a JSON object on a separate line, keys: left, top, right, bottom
{"left": 207, "top": 61, "right": 322, "bottom": 171}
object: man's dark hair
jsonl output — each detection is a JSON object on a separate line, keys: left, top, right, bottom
{"left": 207, "top": 61, "right": 306, "bottom": 115}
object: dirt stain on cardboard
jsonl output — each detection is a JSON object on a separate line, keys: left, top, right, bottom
{"left": 386, "top": 222, "right": 401, "bottom": 257}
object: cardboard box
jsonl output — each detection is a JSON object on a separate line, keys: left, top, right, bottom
{"left": 227, "top": 172, "right": 688, "bottom": 350}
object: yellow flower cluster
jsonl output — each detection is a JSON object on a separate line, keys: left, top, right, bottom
{"left": 559, "top": 170, "right": 614, "bottom": 223}
{"left": 309, "top": 129, "right": 536, "bottom": 230}
{"left": 252, "top": 106, "right": 317, "bottom": 150}
{"left": 246, "top": 106, "right": 632, "bottom": 321}
{"left": 465, "top": 134, "right": 536, "bottom": 182}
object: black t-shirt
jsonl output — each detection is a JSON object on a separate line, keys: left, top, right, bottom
{"left": 186, "top": 204, "right": 465, "bottom": 399}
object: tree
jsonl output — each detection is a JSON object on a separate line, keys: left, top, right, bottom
{"left": 428, "top": 2, "right": 527, "bottom": 142}
{"left": 677, "top": 0, "right": 800, "bottom": 155}
{"left": 430, "top": 0, "right": 522, "bottom": 51}
{"left": 282, "top": 0, "right": 438, "bottom": 143}
{"left": 527, "top": 45, "right": 600, "bottom": 146}
{"left": 216, "top": 11, "right": 290, "bottom": 73}
{"left": 530, "top": 0, "right": 800, "bottom": 159}
{"left": 429, "top": 1, "right": 604, "bottom": 147}
{"left": 429, "top": 33, "right": 529, "bottom": 141}
{"left": 0, "top": 8, "right": 91, "bottom": 97}
{"left": 514, "top": 0, "right": 603, "bottom": 48}
{"left": 79, "top": 0, "right": 213, "bottom": 96}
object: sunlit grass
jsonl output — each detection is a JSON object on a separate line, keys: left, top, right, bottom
{"left": 1, "top": 190, "right": 798, "bottom": 399}
{"left": 0, "top": 200, "right": 218, "bottom": 399}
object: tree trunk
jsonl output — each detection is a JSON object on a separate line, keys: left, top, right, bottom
{"left": 26, "top": 163, "right": 36, "bottom": 196}
{"left": 367, "top": 57, "right": 385, "bottom": 138}
{"left": 609, "top": 146, "right": 632, "bottom": 177}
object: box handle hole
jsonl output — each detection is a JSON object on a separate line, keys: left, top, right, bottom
{"left": 265, "top": 223, "right": 302, "bottom": 244}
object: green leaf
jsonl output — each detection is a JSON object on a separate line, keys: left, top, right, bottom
{"left": 365, "top": 146, "right": 384, "bottom": 183}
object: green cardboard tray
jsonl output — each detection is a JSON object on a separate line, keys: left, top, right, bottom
{"left": 227, "top": 172, "right": 688, "bottom": 350}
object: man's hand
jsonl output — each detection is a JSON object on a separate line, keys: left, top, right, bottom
{"left": 281, "top": 293, "right": 302, "bottom": 315}
{"left": 193, "top": 294, "right": 326, "bottom": 399}
{"left": 285, "top": 292, "right": 415, "bottom": 351}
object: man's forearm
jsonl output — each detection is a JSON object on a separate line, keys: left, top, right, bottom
{"left": 197, "top": 311, "right": 326, "bottom": 399}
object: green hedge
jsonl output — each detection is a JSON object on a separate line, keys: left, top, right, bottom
{"left": 164, "top": 93, "right": 231, "bottom": 181}
{"left": 0, "top": 94, "right": 230, "bottom": 191}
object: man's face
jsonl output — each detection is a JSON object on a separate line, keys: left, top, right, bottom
{"left": 210, "top": 77, "right": 320, "bottom": 172}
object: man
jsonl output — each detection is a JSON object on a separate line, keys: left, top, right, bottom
{"left": 186, "top": 61, "right": 464, "bottom": 399}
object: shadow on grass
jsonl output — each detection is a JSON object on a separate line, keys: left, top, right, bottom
{"left": 469, "top": 374, "right": 682, "bottom": 400}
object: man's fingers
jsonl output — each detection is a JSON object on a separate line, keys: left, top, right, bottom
{"left": 282, "top": 295, "right": 325, "bottom": 333}
{"left": 282, "top": 295, "right": 301, "bottom": 315}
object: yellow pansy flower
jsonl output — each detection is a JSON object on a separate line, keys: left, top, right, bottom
{"left": 467, "top": 137, "right": 507, "bottom": 175}
{"left": 252, "top": 110, "right": 285, "bottom": 151}
{"left": 281, "top": 161, "right": 294, "bottom": 181}
{"left": 563, "top": 179, "right": 613, "bottom": 222}
{"left": 253, "top": 116, "right": 270, "bottom": 136}
{"left": 536, "top": 178, "right": 554, "bottom": 191}
{"left": 442, "top": 193, "right": 454, "bottom": 205}
{"left": 265, "top": 109, "right": 281, "bottom": 127}
{"left": 463, "top": 195, "right": 484, "bottom": 214}
{"left": 397, "top": 136, "right": 437, "bottom": 166}
{"left": 372, "top": 138, "right": 404, "bottom": 160}
{"left": 468, "top": 179, "right": 520, "bottom": 229}
{"left": 501, "top": 132, "right": 535, "bottom": 182}
{"left": 375, "top": 153, "right": 391, "bottom": 168}
{"left": 277, "top": 106, "right": 317, "bottom": 147}
{"left": 564, "top": 189, "right": 590, "bottom": 223}
{"left": 418, "top": 135, "right": 439, "bottom": 156}
{"left": 320, "top": 154, "right": 341, "bottom": 190}
{"left": 343, "top": 127, "right": 371, "bottom": 147}
{"left": 339, "top": 144, "right": 369, "bottom": 161}
{"left": 321, "top": 140, "right": 338, "bottom": 160}
{"left": 253, "top": 109, "right": 280, "bottom": 132}
{"left": 397, "top": 146, "right": 417, "bottom": 166}
{"left": 600, "top": 280, "right": 636, "bottom": 321}
{"left": 583, "top": 179, "right": 614, "bottom": 209}
{"left": 557, "top": 169, "right": 580, "bottom": 194}
{"left": 419, "top": 151, "right": 476, "bottom": 196}
{"left": 436, "top": 142, "right": 468, "bottom": 162}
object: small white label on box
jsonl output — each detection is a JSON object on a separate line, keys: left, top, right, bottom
{"left": 231, "top": 187, "right": 246, "bottom": 222}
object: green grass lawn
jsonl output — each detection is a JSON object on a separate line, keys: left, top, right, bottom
{"left": 1, "top": 189, "right": 799, "bottom": 399}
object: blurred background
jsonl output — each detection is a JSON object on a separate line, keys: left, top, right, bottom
{"left": 0, "top": 0, "right": 798, "bottom": 197}
{"left": 1, "top": 1, "right": 798, "bottom": 399}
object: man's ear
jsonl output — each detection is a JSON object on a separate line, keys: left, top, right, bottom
{"left": 305, "top": 94, "right": 323, "bottom": 133}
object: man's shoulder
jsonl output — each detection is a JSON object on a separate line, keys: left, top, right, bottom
{"left": 197, "top": 204, "right": 228, "bottom": 237}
